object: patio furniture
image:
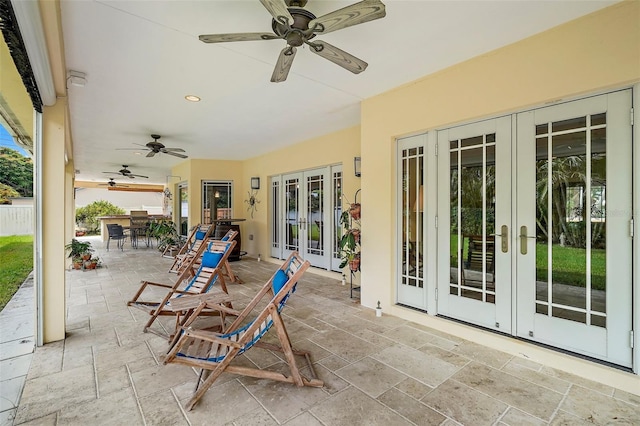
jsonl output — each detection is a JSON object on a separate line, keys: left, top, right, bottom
{"left": 127, "top": 239, "right": 236, "bottom": 338}
{"left": 460, "top": 235, "right": 495, "bottom": 290}
{"left": 106, "top": 224, "right": 128, "bottom": 251}
{"left": 164, "top": 252, "right": 323, "bottom": 411}
{"left": 167, "top": 224, "right": 214, "bottom": 273}
{"left": 129, "top": 210, "right": 151, "bottom": 248}
{"left": 185, "top": 229, "right": 242, "bottom": 284}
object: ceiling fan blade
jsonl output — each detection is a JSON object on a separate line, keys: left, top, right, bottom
{"left": 309, "top": 0, "right": 386, "bottom": 35}
{"left": 164, "top": 151, "right": 189, "bottom": 159}
{"left": 308, "top": 41, "right": 367, "bottom": 74}
{"left": 259, "top": 0, "right": 294, "bottom": 26}
{"left": 271, "top": 46, "right": 297, "bottom": 83}
{"left": 199, "top": 32, "right": 280, "bottom": 43}
{"left": 162, "top": 148, "right": 186, "bottom": 152}
{"left": 146, "top": 151, "right": 156, "bottom": 158}
{"left": 130, "top": 174, "right": 149, "bottom": 179}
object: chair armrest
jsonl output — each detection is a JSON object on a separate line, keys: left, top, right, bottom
{"left": 183, "top": 328, "right": 243, "bottom": 349}
{"left": 141, "top": 281, "right": 175, "bottom": 289}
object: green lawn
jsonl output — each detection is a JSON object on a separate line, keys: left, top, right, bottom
{"left": 450, "top": 234, "right": 605, "bottom": 290}
{"left": 0, "top": 235, "right": 33, "bottom": 311}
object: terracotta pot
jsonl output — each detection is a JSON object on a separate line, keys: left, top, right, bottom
{"left": 73, "top": 261, "right": 82, "bottom": 270}
{"left": 82, "top": 254, "right": 91, "bottom": 261}
{"left": 349, "top": 203, "right": 361, "bottom": 220}
{"left": 351, "top": 229, "right": 361, "bottom": 244}
{"left": 349, "top": 258, "right": 360, "bottom": 272}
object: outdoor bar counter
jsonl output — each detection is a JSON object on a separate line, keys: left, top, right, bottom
{"left": 97, "top": 214, "right": 170, "bottom": 242}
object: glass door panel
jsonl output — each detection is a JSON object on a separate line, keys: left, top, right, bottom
{"left": 177, "top": 183, "right": 188, "bottom": 236}
{"left": 303, "top": 171, "right": 329, "bottom": 268}
{"left": 331, "top": 167, "right": 343, "bottom": 271}
{"left": 397, "top": 135, "right": 426, "bottom": 310}
{"left": 437, "top": 116, "right": 512, "bottom": 333}
{"left": 283, "top": 174, "right": 301, "bottom": 257}
{"left": 516, "top": 90, "right": 632, "bottom": 367}
{"left": 270, "top": 176, "right": 281, "bottom": 259}
{"left": 280, "top": 168, "right": 330, "bottom": 269}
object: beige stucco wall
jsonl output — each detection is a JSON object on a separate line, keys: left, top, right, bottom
{"left": 361, "top": 0, "right": 640, "bottom": 311}
{"left": 242, "top": 125, "right": 361, "bottom": 260}
{"left": 0, "top": 34, "right": 34, "bottom": 144}
{"left": 358, "top": 1, "right": 640, "bottom": 391}
{"left": 170, "top": 159, "right": 244, "bottom": 234}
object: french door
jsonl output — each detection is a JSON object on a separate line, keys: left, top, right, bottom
{"left": 436, "top": 116, "right": 513, "bottom": 332}
{"left": 515, "top": 91, "right": 633, "bottom": 367}
{"left": 271, "top": 166, "right": 342, "bottom": 269}
{"left": 402, "top": 90, "right": 633, "bottom": 367}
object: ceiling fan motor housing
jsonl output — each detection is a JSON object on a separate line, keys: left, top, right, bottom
{"left": 272, "top": 7, "right": 316, "bottom": 46}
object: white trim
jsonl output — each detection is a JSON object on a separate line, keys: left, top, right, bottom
{"left": 633, "top": 84, "right": 640, "bottom": 375}
{"left": 34, "top": 111, "right": 43, "bottom": 346}
{"left": 10, "top": 0, "right": 56, "bottom": 106}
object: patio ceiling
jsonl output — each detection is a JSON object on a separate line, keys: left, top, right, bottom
{"left": 60, "top": 0, "right": 618, "bottom": 185}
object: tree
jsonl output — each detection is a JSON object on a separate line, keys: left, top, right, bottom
{"left": 75, "top": 200, "right": 126, "bottom": 234}
{"left": 0, "top": 183, "right": 20, "bottom": 204}
{"left": 0, "top": 148, "right": 33, "bottom": 197}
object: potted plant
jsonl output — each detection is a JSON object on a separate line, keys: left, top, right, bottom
{"left": 88, "top": 256, "right": 100, "bottom": 269}
{"left": 65, "top": 239, "right": 93, "bottom": 269}
{"left": 149, "top": 220, "right": 180, "bottom": 253}
{"left": 349, "top": 202, "right": 361, "bottom": 220}
{"left": 338, "top": 210, "right": 360, "bottom": 271}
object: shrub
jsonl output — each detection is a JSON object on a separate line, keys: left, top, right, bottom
{"left": 75, "top": 200, "right": 125, "bottom": 234}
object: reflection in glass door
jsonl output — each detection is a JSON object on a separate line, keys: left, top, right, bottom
{"left": 275, "top": 167, "right": 335, "bottom": 269}
{"left": 437, "top": 116, "right": 512, "bottom": 333}
{"left": 177, "top": 183, "right": 188, "bottom": 236}
{"left": 516, "top": 91, "right": 633, "bottom": 367}
{"left": 283, "top": 174, "right": 301, "bottom": 256}
{"left": 397, "top": 135, "right": 426, "bottom": 310}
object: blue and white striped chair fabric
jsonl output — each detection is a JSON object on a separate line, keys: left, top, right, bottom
{"left": 164, "top": 252, "right": 323, "bottom": 411}
{"left": 127, "top": 239, "right": 236, "bottom": 338}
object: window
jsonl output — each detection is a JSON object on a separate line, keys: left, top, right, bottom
{"left": 202, "top": 181, "right": 233, "bottom": 224}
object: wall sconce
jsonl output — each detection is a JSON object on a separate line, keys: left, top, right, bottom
{"left": 251, "top": 177, "right": 260, "bottom": 190}
{"left": 354, "top": 157, "right": 361, "bottom": 177}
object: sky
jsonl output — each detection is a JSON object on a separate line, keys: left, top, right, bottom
{"left": 0, "top": 124, "right": 29, "bottom": 156}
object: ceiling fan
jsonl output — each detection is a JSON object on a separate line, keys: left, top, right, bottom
{"left": 199, "top": 0, "right": 386, "bottom": 82}
{"left": 102, "top": 165, "right": 149, "bottom": 179}
{"left": 118, "top": 134, "right": 188, "bottom": 159}
{"left": 98, "top": 178, "right": 129, "bottom": 188}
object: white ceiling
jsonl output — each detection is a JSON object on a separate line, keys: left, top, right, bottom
{"left": 61, "top": 0, "right": 617, "bottom": 185}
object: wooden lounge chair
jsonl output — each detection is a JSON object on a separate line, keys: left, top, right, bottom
{"left": 185, "top": 229, "right": 242, "bottom": 284}
{"left": 164, "top": 252, "right": 324, "bottom": 411}
{"left": 167, "top": 224, "right": 215, "bottom": 274}
{"left": 460, "top": 235, "right": 495, "bottom": 291}
{"left": 127, "top": 239, "right": 236, "bottom": 338}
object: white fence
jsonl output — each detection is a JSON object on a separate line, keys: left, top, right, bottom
{"left": 0, "top": 205, "right": 34, "bottom": 236}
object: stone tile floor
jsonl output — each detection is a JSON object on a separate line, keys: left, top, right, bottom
{"left": 2, "top": 236, "right": 639, "bottom": 425}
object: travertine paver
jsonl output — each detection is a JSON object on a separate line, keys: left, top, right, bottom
{"left": 2, "top": 235, "right": 638, "bottom": 426}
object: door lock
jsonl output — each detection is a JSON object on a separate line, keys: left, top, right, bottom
{"left": 519, "top": 226, "right": 536, "bottom": 255}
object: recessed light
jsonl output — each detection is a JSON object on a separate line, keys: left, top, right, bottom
{"left": 185, "top": 95, "right": 201, "bottom": 102}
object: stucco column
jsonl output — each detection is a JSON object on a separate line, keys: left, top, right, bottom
{"left": 41, "top": 99, "right": 67, "bottom": 343}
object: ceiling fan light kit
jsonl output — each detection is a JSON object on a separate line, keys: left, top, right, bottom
{"left": 198, "top": 0, "right": 386, "bottom": 82}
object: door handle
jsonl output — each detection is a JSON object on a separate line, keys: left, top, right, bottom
{"left": 519, "top": 225, "right": 536, "bottom": 255}
{"left": 491, "top": 225, "right": 509, "bottom": 253}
